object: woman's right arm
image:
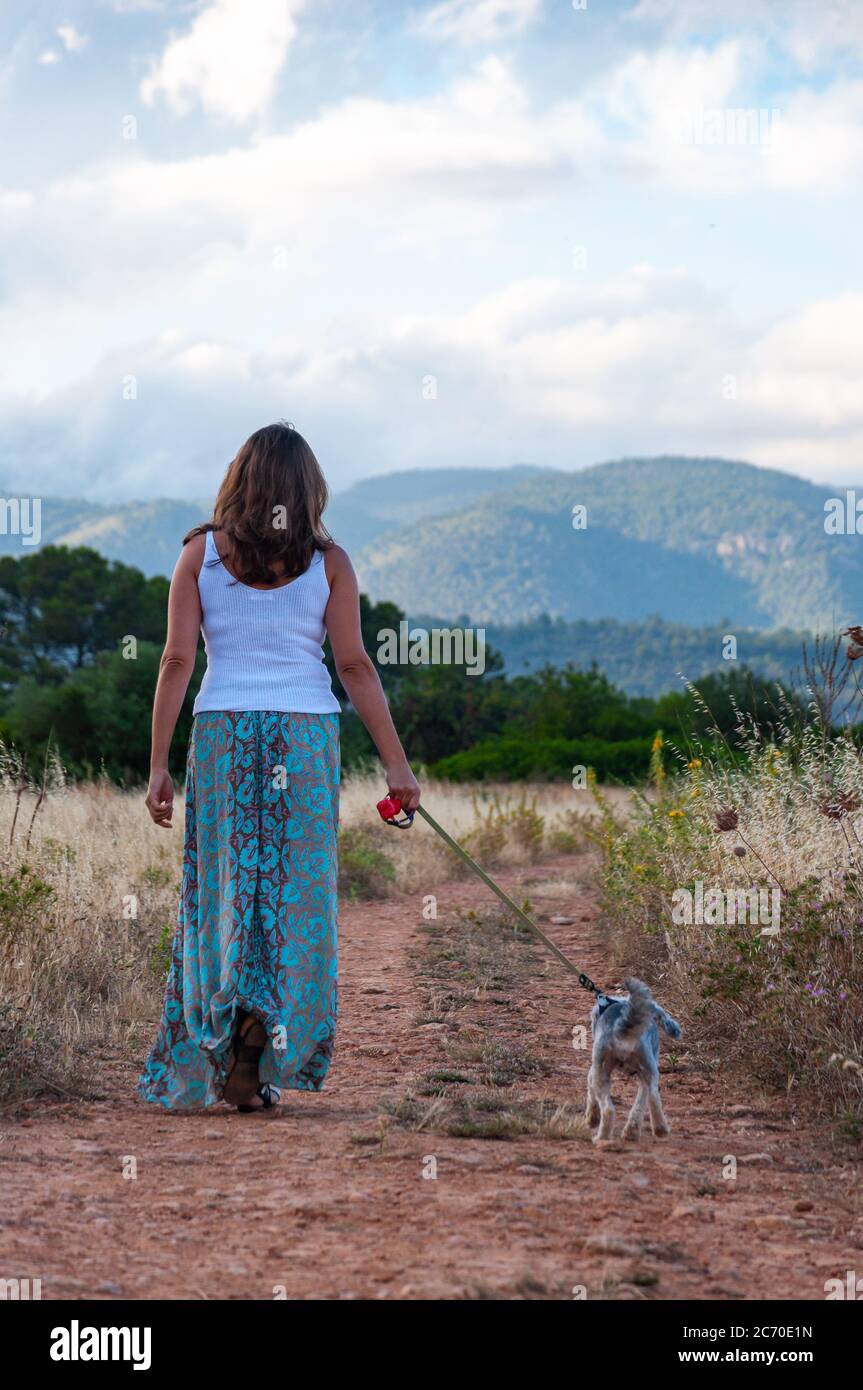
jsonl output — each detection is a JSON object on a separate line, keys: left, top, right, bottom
{"left": 145, "top": 535, "right": 204, "bottom": 827}
{"left": 324, "top": 545, "right": 420, "bottom": 812}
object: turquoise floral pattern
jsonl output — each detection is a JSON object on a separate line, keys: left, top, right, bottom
{"left": 138, "top": 711, "right": 340, "bottom": 1110}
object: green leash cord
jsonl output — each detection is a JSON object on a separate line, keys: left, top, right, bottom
{"left": 411, "top": 803, "right": 606, "bottom": 1001}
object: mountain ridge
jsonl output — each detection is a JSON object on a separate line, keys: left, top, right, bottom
{"left": 2, "top": 456, "right": 859, "bottom": 631}
{"left": 351, "top": 456, "right": 861, "bottom": 631}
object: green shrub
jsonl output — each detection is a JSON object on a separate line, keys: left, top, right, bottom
{"left": 461, "top": 791, "right": 546, "bottom": 862}
{"left": 338, "top": 826, "right": 396, "bottom": 901}
{"left": 0, "top": 864, "right": 55, "bottom": 960}
{"left": 431, "top": 734, "right": 653, "bottom": 783}
{"left": 150, "top": 922, "right": 175, "bottom": 978}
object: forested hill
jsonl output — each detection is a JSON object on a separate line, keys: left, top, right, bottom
{"left": 0, "top": 466, "right": 541, "bottom": 575}
{"left": 2, "top": 456, "right": 859, "bottom": 631}
{"left": 352, "top": 456, "right": 862, "bottom": 631}
{"left": 477, "top": 614, "right": 810, "bottom": 699}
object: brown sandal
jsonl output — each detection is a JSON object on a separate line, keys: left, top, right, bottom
{"left": 222, "top": 1011, "right": 267, "bottom": 1107}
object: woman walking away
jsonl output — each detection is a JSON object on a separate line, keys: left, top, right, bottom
{"left": 138, "top": 422, "right": 420, "bottom": 1112}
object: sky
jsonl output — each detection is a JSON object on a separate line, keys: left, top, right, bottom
{"left": 1, "top": 0, "right": 862, "bottom": 501}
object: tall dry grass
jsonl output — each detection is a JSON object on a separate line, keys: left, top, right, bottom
{"left": 596, "top": 724, "right": 863, "bottom": 1131}
{"left": 0, "top": 750, "right": 183, "bottom": 1106}
{"left": 0, "top": 756, "right": 605, "bottom": 1108}
{"left": 339, "top": 774, "right": 623, "bottom": 894}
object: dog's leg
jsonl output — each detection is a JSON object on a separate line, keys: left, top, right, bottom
{"left": 585, "top": 1064, "right": 600, "bottom": 1126}
{"left": 621, "top": 1079, "right": 648, "bottom": 1141}
{"left": 594, "top": 1068, "right": 615, "bottom": 1143}
{"left": 647, "top": 1078, "right": 670, "bottom": 1138}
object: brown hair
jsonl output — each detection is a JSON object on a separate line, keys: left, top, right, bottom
{"left": 185, "top": 422, "right": 333, "bottom": 585}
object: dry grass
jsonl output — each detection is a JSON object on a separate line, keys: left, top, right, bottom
{"left": 383, "top": 1091, "right": 590, "bottom": 1141}
{"left": 0, "top": 776, "right": 182, "bottom": 1106}
{"left": 339, "top": 771, "right": 622, "bottom": 892}
{"left": 383, "top": 902, "right": 588, "bottom": 1141}
{"left": 0, "top": 757, "right": 608, "bottom": 1109}
{"left": 597, "top": 726, "right": 863, "bottom": 1128}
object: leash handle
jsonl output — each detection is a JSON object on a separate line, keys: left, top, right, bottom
{"left": 376, "top": 795, "right": 415, "bottom": 829}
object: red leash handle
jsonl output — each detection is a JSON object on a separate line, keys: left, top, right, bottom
{"left": 376, "top": 795, "right": 415, "bottom": 829}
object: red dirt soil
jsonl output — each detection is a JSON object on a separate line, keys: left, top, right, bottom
{"left": 0, "top": 854, "right": 859, "bottom": 1301}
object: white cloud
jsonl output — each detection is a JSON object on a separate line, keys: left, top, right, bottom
{"left": 57, "top": 25, "right": 88, "bottom": 53}
{"left": 0, "top": 56, "right": 602, "bottom": 405}
{"left": 583, "top": 41, "right": 863, "bottom": 194}
{"left": 140, "top": 0, "right": 305, "bottom": 123}
{"left": 0, "top": 187, "right": 33, "bottom": 210}
{"left": 415, "top": 0, "right": 543, "bottom": 44}
{"left": 6, "top": 17, "right": 863, "bottom": 500}
{"left": 55, "top": 57, "right": 594, "bottom": 240}
{"left": 36, "top": 25, "right": 88, "bottom": 66}
{"left": 27, "top": 40, "right": 863, "bottom": 296}
{"left": 2, "top": 45, "right": 858, "bottom": 416}
{"left": 3, "top": 270, "right": 862, "bottom": 500}
{"left": 626, "top": 0, "right": 863, "bottom": 66}
{"left": 171, "top": 341, "right": 251, "bottom": 379}
{"left": 766, "top": 81, "right": 863, "bottom": 191}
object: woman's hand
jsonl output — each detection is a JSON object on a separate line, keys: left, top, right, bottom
{"left": 145, "top": 768, "right": 175, "bottom": 827}
{"left": 386, "top": 760, "right": 421, "bottom": 813}
{"left": 325, "top": 551, "right": 422, "bottom": 813}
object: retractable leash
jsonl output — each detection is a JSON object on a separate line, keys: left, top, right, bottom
{"left": 376, "top": 795, "right": 611, "bottom": 1006}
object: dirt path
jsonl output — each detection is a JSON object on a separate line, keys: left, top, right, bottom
{"left": 0, "top": 854, "right": 859, "bottom": 1301}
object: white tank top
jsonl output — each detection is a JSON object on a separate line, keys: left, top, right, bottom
{"left": 192, "top": 530, "right": 341, "bottom": 716}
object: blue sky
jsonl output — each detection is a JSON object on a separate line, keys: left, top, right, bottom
{"left": 2, "top": 0, "right": 862, "bottom": 500}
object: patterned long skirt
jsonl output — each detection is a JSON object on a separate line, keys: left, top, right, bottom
{"left": 138, "top": 710, "right": 340, "bottom": 1110}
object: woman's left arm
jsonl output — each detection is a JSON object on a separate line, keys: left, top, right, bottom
{"left": 145, "top": 535, "right": 204, "bottom": 827}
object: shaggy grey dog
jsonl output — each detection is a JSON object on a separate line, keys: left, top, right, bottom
{"left": 584, "top": 978, "right": 681, "bottom": 1143}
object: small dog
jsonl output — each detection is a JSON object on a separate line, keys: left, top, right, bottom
{"left": 584, "top": 978, "right": 681, "bottom": 1143}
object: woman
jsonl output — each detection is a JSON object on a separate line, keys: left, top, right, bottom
{"left": 138, "top": 422, "right": 420, "bottom": 1112}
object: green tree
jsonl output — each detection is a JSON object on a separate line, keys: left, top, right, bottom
{"left": 0, "top": 546, "right": 169, "bottom": 679}
{"left": 654, "top": 665, "right": 805, "bottom": 744}
{"left": 5, "top": 642, "right": 203, "bottom": 782}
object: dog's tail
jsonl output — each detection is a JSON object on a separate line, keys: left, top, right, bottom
{"left": 619, "top": 976, "right": 682, "bottom": 1040}
{"left": 617, "top": 977, "right": 657, "bottom": 1038}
